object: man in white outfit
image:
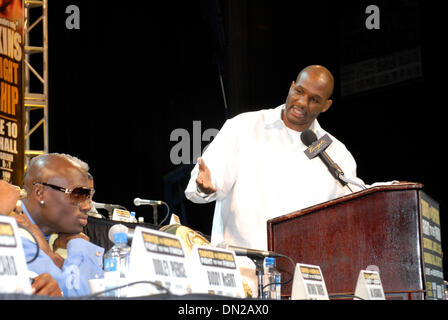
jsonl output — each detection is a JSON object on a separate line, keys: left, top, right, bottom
{"left": 185, "top": 65, "right": 366, "bottom": 295}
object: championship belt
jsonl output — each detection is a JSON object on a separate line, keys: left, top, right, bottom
{"left": 159, "top": 222, "right": 211, "bottom": 257}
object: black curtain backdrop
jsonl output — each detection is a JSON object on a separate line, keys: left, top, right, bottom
{"left": 45, "top": 1, "right": 445, "bottom": 271}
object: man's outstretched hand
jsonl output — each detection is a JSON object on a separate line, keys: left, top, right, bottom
{"left": 195, "top": 157, "right": 217, "bottom": 194}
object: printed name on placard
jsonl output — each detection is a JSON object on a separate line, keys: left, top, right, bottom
{"left": 152, "top": 258, "right": 187, "bottom": 278}
{"left": 0, "top": 255, "right": 17, "bottom": 276}
{"left": 127, "top": 226, "right": 192, "bottom": 296}
{"left": 291, "top": 263, "right": 329, "bottom": 300}
{"left": 354, "top": 270, "right": 385, "bottom": 300}
{"left": 190, "top": 245, "right": 245, "bottom": 298}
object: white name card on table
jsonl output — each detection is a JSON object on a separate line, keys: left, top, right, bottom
{"left": 128, "top": 226, "right": 192, "bottom": 296}
{"left": 291, "top": 263, "right": 329, "bottom": 300}
{"left": 189, "top": 245, "right": 245, "bottom": 298}
{"left": 354, "top": 270, "right": 385, "bottom": 300}
{"left": 0, "top": 215, "right": 32, "bottom": 294}
{"left": 112, "top": 208, "right": 132, "bottom": 222}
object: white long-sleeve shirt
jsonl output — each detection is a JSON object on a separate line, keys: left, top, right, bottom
{"left": 185, "top": 104, "right": 365, "bottom": 251}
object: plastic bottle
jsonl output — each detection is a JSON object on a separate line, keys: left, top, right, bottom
{"left": 262, "top": 257, "right": 281, "bottom": 299}
{"left": 103, "top": 232, "right": 131, "bottom": 297}
{"left": 130, "top": 211, "right": 138, "bottom": 223}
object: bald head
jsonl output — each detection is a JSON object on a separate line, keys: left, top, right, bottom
{"left": 22, "top": 153, "right": 92, "bottom": 235}
{"left": 296, "top": 65, "right": 334, "bottom": 99}
{"left": 283, "top": 65, "right": 334, "bottom": 131}
{"left": 23, "top": 153, "right": 88, "bottom": 191}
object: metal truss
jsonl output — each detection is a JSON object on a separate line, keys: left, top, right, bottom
{"left": 23, "top": 0, "right": 48, "bottom": 168}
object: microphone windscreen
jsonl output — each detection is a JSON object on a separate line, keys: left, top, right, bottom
{"left": 301, "top": 129, "right": 317, "bottom": 146}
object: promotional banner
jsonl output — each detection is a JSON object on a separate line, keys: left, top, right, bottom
{"left": 0, "top": 0, "right": 24, "bottom": 185}
{"left": 420, "top": 192, "right": 444, "bottom": 300}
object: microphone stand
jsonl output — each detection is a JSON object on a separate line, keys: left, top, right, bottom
{"left": 107, "top": 209, "right": 113, "bottom": 220}
{"left": 251, "top": 256, "right": 265, "bottom": 298}
{"left": 151, "top": 204, "right": 158, "bottom": 225}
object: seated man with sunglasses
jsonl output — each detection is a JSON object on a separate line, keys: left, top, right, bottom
{"left": 18, "top": 153, "right": 104, "bottom": 297}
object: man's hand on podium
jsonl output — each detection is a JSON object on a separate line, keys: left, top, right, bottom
{"left": 196, "top": 157, "right": 217, "bottom": 194}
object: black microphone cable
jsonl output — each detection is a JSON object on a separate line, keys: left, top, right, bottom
{"left": 79, "top": 280, "right": 172, "bottom": 299}
{"left": 328, "top": 293, "right": 365, "bottom": 300}
{"left": 157, "top": 201, "right": 170, "bottom": 226}
{"left": 261, "top": 253, "right": 296, "bottom": 293}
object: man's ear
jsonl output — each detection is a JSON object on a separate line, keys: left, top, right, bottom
{"left": 32, "top": 183, "right": 45, "bottom": 202}
{"left": 322, "top": 99, "right": 333, "bottom": 113}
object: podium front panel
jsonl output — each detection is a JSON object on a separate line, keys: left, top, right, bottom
{"left": 267, "top": 185, "right": 426, "bottom": 299}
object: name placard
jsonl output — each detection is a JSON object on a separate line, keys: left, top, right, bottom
{"left": 189, "top": 245, "right": 245, "bottom": 298}
{"left": 354, "top": 270, "right": 385, "bottom": 300}
{"left": 112, "top": 208, "right": 132, "bottom": 223}
{"left": 128, "top": 226, "right": 192, "bottom": 296}
{"left": 291, "top": 263, "right": 329, "bottom": 300}
{"left": 0, "top": 215, "right": 32, "bottom": 294}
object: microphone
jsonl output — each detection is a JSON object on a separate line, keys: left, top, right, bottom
{"left": 133, "top": 198, "right": 170, "bottom": 226}
{"left": 93, "top": 201, "right": 127, "bottom": 211}
{"left": 300, "top": 130, "right": 347, "bottom": 186}
{"left": 217, "top": 242, "right": 282, "bottom": 259}
{"left": 133, "top": 198, "right": 162, "bottom": 206}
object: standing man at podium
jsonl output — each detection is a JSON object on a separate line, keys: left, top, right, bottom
{"left": 185, "top": 65, "right": 366, "bottom": 252}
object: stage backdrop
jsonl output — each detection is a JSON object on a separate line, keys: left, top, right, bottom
{"left": 0, "top": 1, "right": 24, "bottom": 186}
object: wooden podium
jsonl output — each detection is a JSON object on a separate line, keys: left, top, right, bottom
{"left": 267, "top": 183, "right": 443, "bottom": 300}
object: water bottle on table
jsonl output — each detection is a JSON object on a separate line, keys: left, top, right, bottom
{"left": 263, "top": 257, "right": 281, "bottom": 299}
{"left": 103, "top": 232, "right": 131, "bottom": 297}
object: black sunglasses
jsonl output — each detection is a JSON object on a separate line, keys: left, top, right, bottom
{"left": 33, "top": 182, "right": 95, "bottom": 206}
